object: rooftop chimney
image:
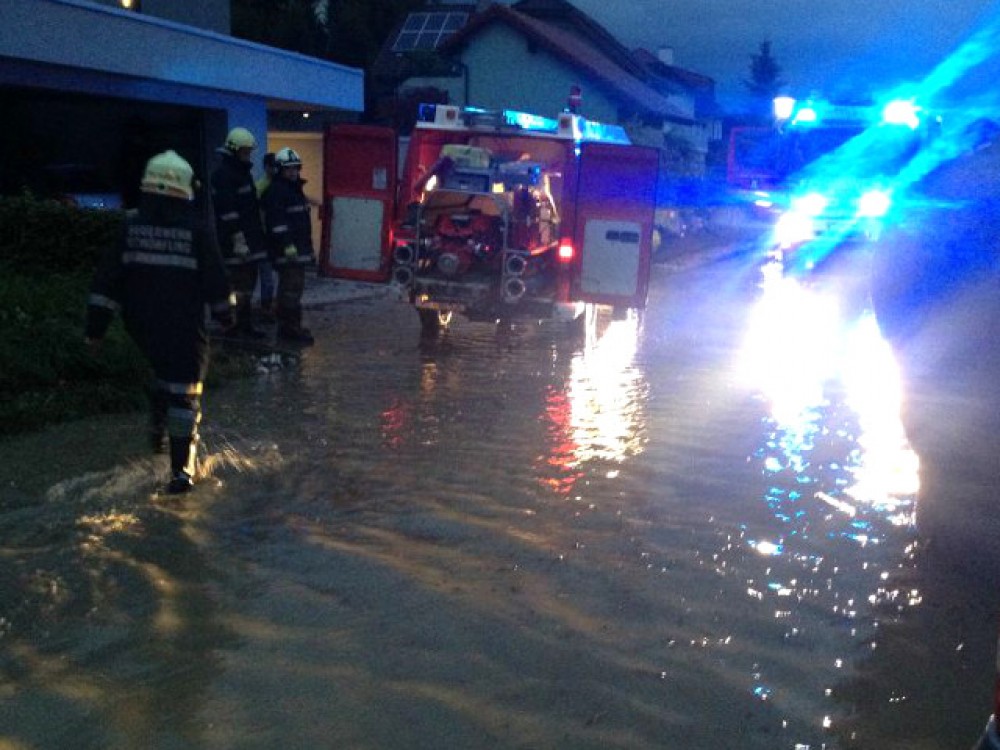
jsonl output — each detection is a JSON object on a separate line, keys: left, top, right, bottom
{"left": 658, "top": 46, "right": 674, "bottom": 66}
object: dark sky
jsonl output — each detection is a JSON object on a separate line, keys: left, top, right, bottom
{"left": 571, "top": 0, "right": 1000, "bottom": 109}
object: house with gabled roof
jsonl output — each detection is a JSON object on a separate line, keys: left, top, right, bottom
{"left": 371, "top": 0, "right": 718, "bottom": 176}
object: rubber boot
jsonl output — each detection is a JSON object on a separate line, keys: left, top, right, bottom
{"left": 278, "top": 324, "right": 314, "bottom": 345}
{"left": 277, "top": 306, "right": 314, "bottom": 345}
{"left": 257, "top": 298, "right": 276, "bottom": 324}
{"left": 236, "top": 306, "right": 267, "bottom": 340}
{"left": 166, "top": 437, "right": 198, "bottom": 494}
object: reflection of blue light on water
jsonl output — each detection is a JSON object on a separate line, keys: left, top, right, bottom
{"left": 749, "top": 539, "right": 784, "bottom": 556}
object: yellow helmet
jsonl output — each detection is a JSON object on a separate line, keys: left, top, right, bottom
{"left": 224, "top": 127, "right": 257, "bottom": 152}
{"left": 140, "top": 150, "right": 194, "bottom": 200}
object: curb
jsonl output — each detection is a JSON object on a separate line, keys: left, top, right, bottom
{"left": 301, "top": 276, "right": 394, "bottom": 308}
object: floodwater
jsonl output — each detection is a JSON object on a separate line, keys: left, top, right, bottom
{"left": 1, "top": 249, "right": 997, "bottom": 749}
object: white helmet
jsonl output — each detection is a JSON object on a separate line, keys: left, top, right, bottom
{"left": 274, "top": 147, "right": 302, "bottom": 169}
{"left": 140, "top": 150, "right": 194, "bottom": 200}
{"left": 224, "top": 127, "right": 257, "bottom": 152}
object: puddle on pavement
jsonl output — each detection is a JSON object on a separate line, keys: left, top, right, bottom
{"left": 1, "top": 264, "right": 994, "bottom": 749}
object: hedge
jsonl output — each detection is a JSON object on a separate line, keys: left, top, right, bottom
{"left": 0, "top": 191, "right": 123, "bottom": 275}
{"left": 0, "top": 194, "right": 250, "bottom": 437}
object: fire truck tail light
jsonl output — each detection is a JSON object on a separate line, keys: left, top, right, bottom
{"left": 558, "top": 240, "right": 575, "bottom": 262}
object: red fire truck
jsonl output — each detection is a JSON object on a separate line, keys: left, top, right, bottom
{"left": 319, "top": 104, "right": 659, "bottom": 334}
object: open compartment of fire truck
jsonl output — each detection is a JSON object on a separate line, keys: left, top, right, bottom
{"left": 319, "top": 104, "right": 658, "bottom": 334}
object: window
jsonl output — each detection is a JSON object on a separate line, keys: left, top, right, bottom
{"left": 392, "top": 12, "right": 468, "bottom": 52}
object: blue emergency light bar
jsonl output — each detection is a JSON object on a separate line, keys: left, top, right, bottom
{"left": 416, "top": 103, "right": 631, "bottom": 145}
{"left": 573, "top": 117, "right": 631, "bottom": 145}
{"left": 502, "top": 109, "right": 560, "bottom": 132}
{"left": 417, "top": 103, "right": 560, "bottom": 132}
{"left": 774, "top": 96, "right": 923, "bottom": 130}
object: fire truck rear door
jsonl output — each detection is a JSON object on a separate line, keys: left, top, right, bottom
{"left": 572, "top": 142, "right": 658, "bottom": 308}
{"left": 319, "top": 124, "right": 397, "bottom": 281}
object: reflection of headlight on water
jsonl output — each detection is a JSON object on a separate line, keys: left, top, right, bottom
{"left": 738, "top": 276, "right": 840, "bottom": 424}
{"left": 774, "top": 210, "right": 815, "bottom": 248}
{"left": 738, "top": 277, "right": 919, "bottom": 516}
{"left": 567, "top": 310, "right": 646, "bottom": 464}
{"left": 840, "top": 315, "right": 920, "bottom": 509}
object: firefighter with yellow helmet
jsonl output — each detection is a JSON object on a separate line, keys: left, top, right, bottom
{"left": 210, "top": 126, "right": 268, "bottom": 338}
{"left": 85, "top": 150, "right": 234, "bottom": 494}
{"left": 262, "top": 146, "right": 315, "bottom": 344}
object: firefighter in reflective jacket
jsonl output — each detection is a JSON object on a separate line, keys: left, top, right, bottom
{"left": 210, "top": 126, "right": 268, "bottom": 338}
{"left": 85, "top": 151, "right": 235, "bottom": 495}
{"left": 262, "top": 147, "right": 315, "bottom": 344}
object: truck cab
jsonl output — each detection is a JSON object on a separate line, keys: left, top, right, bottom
{"left": 319, "top": 104, "right": 658, "bottom": 334}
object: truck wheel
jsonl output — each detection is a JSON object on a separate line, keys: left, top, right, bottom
{"left": 418, "top": 309, "right": 452, "bottom": 335}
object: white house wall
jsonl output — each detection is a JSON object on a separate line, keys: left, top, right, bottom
{"left": 457, "top": 24, "right": 621, "bottom": 122}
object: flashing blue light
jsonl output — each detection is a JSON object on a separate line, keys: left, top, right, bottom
{"left": 882, "top": 100, "right": 921, "bottom": 129}
{"left": 794, "top": 106, "right": 818, "bottom": 124}
{"left": 858, "top": 189, "right": 892, "bottom": 217}
{"left": 574, "top": 118, "right": 631, "bottom": 145}
{"left": 503, "top": 109, "right": 559, "bottom": 132}
{"left": 417, "top": 103, "right": 438, "bottom": 122}
{"left": 773, "top": 96, "right": 796, "bottom": 120}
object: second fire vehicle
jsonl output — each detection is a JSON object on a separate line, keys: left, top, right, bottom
{"left": 728, "top": 95, "right": 937, "bottom": 273}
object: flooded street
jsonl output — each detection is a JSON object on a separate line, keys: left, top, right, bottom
{"left": 2, "top": 249, "right": 998, "bottom": 749}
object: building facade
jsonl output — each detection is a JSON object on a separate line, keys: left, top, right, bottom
{"left": 0, "top": 0, "right": 362, "bottom": 208}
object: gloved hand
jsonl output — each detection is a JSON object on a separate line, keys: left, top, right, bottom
{"left": 232, "top": 231, "right": 249, "bottom": 257}
{"left": 284, "top": 245, "right": 298, "bottom": 259}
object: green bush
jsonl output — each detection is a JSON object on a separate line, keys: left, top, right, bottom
{"left": 0, "top": 192, "right": 124, "bottom": 275}
{"left": 0, "top": 271, "right": 150, "bottom": 435}
{"left": 0, "top": 195, "right": 253, "bottom": 437}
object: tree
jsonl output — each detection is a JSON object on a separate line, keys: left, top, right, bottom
{"left": 231, "top": 0, "right": 327, "bottom": 59}
{"left": 744, "top": 40, "right": 784, "bottom": 121}
{"left": 324, "top": 0, "right": 427, "bottom": 69}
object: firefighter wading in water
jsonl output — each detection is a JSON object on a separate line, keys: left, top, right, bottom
{"left": 261, "top": 147, "right": 315, "bottom": 344}
{"left": 210, "top": 127, "right": 268, "bottom": 339}
{"left": 85, "top": 151, "right": 235, "bottom": 495}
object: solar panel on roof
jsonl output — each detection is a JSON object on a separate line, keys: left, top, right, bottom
{"left": 392, "top": 12, "right": 468, "bottom": 53}
{"left": 423, "top": 14, "right": 447, "bottom": 31}
{"left": 402, "top": 15, "right": 425, "bottom": 32}
{"left": 414, "top": 33, "right": 439, "bottom": 50}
